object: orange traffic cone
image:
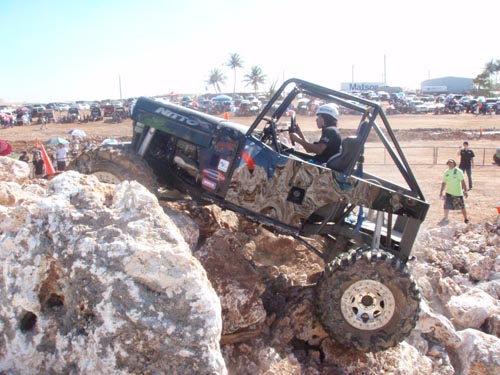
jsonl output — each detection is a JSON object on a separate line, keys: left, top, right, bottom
{"left": 223, "top": 112, "right": 229, "bottom": 120}
{"left": 35, "top": 140, "right": 56, "bottom": 176}
{"left": 480, "top": 127, "right": 483, "bottom": 136}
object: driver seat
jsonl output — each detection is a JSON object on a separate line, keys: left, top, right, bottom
{"left": 326, "top": 121, "right": 370, "bottom": 174}
{"left": 326, "top": 136, "right": 361, "bottom": 174}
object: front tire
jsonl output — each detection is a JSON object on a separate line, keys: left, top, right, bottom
{"left": 68, "top": 144, "right": 159, "bottom": 194}
{"left": 317, "top": 248, "right": 420, "bottom": 352}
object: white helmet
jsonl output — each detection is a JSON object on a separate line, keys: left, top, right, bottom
{"left": 316, "top": 103, "right": 339, "bottom": 120}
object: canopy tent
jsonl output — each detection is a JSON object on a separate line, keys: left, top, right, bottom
{"left": 212, "top": 94, "right": 233, "bottom": 102}
{"left": 46, "top": 137, "right": 69, "bottom": 146}
{"left": 68, "top": 129, "right": 87, "bottom": 137}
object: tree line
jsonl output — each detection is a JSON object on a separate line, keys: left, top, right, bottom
{"left": 207, "top": 54, "right": 500, "bottom": 97}
{"left": 206, "top": 53, "right": 267, "bottom": 94}
{"left": 473, "top": 59, "right": 500, "bottom": 95}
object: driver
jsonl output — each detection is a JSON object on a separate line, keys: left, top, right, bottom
{"left": 289, "top": 103, "right": 341, "bottom": 164}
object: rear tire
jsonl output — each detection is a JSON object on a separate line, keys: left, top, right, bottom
{"left": 317, "top": 248, "right": 420, "bottom": 352}
{"left": 68, "top": 144, "right": 159, "bottom": 194}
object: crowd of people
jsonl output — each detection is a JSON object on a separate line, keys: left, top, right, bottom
{"left": 16, "top": 135, "right": 94, "bottom": 178}
{"left": 0, "top": 103, "right": 128, "bottom": 129}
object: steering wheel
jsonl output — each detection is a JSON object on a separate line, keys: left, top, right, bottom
{"left": 260, "top": 116, "right": 281, "bottom": 152}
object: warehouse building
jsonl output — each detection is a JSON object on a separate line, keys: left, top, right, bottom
{"left": 421, "top": 77, "right": 474, "bottom": 94}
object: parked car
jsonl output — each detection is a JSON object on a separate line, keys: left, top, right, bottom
{"left": 31, "top": 105, "right": 47, "bottom": 118}
{"left": 485, "top": 98, "right": 499, "bottom": 114}
{"left": 89, "top": 106, "right": 102, "bottom": 121}
{"left": 45, "top": 103, "right": 60, "bottom": 111}
{"left": 32, "top": 104, "right": 46, "bottom": 111}
{"left": 68, "top": 106, "right": 79, "bottom": 115}
{"left": 103, "top": 104, "right": 115, "bottom": 117}
{"left": 76, "top": 102, "right": 90, "bottom": 110}
{"left": 58, "top": 104, "right": 71, "bottom": 111}
{"left": 409, "top": 100, "right": 428, "bottom": 114}
{"left": 181, "top": 96, "right": 193, "bottom": 106}
{"left": 492, "top": 101, "right": 500, "bottom": 115}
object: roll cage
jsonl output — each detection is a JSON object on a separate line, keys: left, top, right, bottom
{"left": 247, "top": 78, "right": 425, "bottom": 201}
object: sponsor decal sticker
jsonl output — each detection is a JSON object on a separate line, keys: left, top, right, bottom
{"left": 154, "top": 107, "right": 200, "bottom": 126}
{"left": 218, "top": 159, "right": 229, "bottom": 173}
{"left": 202, "top": 168, "right": 225, "bottom": 182}
{"left": 202, "top": 178, "right": 217, "bottom": 190}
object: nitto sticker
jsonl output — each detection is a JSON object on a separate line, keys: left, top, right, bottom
{"left": 218, "top": 159, "right": 229, "bottom": 173}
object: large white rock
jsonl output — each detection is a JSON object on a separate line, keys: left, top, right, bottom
{"left": 469, "top": 253, "right": 495, "bottom": 282}
{"left": 446, "top": 288, "right": 500, "bottom": 330}
{"left": 415, "top": 300, "right": 461, "bottom": 349}
{"left": 0, "top": 171, "right": 226, "bottom": 374}
{"left": 0, "top": 155, "right": 30, "bottom": 184}
{"left": 454, "top": 329, "right": 500, "bottom": 375}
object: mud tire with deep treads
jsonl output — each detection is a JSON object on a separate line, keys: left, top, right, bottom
{"left": 317, "top": 248, "right": 420, "bottom": 352}
{"left": 68, "top": 145, "right": 159, "bottom": 193}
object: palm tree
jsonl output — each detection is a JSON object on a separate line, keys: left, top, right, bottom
{"left": 484, "top": 60, "right": 497, "bottom": 85}
{"left": 473, "top": 71, "right": 491, "bottom": 95}
{"left": 243, "top": 66, "right": 267, "bottom": 93}
{"left": 226, "top": 53, "right": 244, "bottom": 94}
{"left": 494, "top": 59, "right": 500, "bottom": 88}
{"left": 266, "top": 78, "right": 278, "bottom": 98}
{"left": 206, "top": 68, "right": 226, "bottom": 94}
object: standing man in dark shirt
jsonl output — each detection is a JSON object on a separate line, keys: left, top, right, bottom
{"left": 457, "top": 141, "right": 475, "bottom": 190}
{"left": 289, "top": 103, "right": 341, "bottom": 164}
{"left": 32, "top": 152, "right": 46, "bottom": 178}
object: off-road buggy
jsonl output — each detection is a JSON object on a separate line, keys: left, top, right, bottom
{"left": 89, "top": 106, "right": 103, "bottom": 121}
{"left": 69, "top": 78, "right": 429, "bottom": 352}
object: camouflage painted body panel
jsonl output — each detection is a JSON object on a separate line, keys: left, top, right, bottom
{"left": 225, "top": 137, "right": 425, "bottom": 229}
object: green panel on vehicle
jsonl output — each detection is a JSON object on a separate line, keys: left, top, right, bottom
{"left": 132, "top": 97, "right": 222, "bottom": 148}
{"left": 136, "top": 112, "right": 212, "bottom": 148}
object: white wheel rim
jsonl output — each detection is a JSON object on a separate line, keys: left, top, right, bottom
{"left": 341, "top": 279, "right": 396, "bottom": 331}
{"left": 92, "top": 171, "right": 122, "bottom": 184}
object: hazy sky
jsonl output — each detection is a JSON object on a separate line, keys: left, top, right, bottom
{"left": 1, "top": 0, "right": 499, "bottom": 103}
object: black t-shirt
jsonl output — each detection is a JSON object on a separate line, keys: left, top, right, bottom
{"left": 312, "top": 126, "right": 341, "bottom": 164}
{"left": 33, "top": 159, "right": 45, "bottom": 175}
{"left": 459, "top": 149, "right": 475, "bottom": 168}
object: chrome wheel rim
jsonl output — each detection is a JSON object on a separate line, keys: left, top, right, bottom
{"left": 341, "top": 279, "right": 395, "bottom": 331}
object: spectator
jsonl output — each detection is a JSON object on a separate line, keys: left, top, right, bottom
{"left": 55, "top": 143, "right": 69, "bottom": 171}
{"left": 40, "top": 116, "right": 48, "bottom": 130}
{"left": 439, "top": 158, "right": 469, "bottom": 225}
{"left": 289, "top": 103, "right": 341, "bottom": 164}
{"left": 21, "top": 113, "right": 30, "bottom": 126}
{"left": 70, "top": 135, "right": 80, "bottom": 158}
{"left": 457, "top": 141, "right": 475, "bottom": 190}
{"left": 18, "top": 151, "right": 30, "bottom": 163}
{"left": 32, "top": 152, "right": 46, "bottom": 178}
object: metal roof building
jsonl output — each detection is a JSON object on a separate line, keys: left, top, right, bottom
{"left": 421, "top": 76, "right": 474, "bottom": 94}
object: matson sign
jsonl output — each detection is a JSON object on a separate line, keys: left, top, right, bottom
{"left": 341, "top": 82, "right": 384, "bottom": 92}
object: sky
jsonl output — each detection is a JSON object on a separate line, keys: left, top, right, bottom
{"left": 1, "top": 0, "right": 499, "bottom": 103}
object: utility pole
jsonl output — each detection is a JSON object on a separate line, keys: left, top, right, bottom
{"left": 383, "top": 54, "right": 387, "bottom": 85}
{"left": 119, "top": 75, "right": 122, "bottom": 100}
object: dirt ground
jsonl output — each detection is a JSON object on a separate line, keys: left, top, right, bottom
{"left": 2, "top": 111, "right": 500, "bottom": 228}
